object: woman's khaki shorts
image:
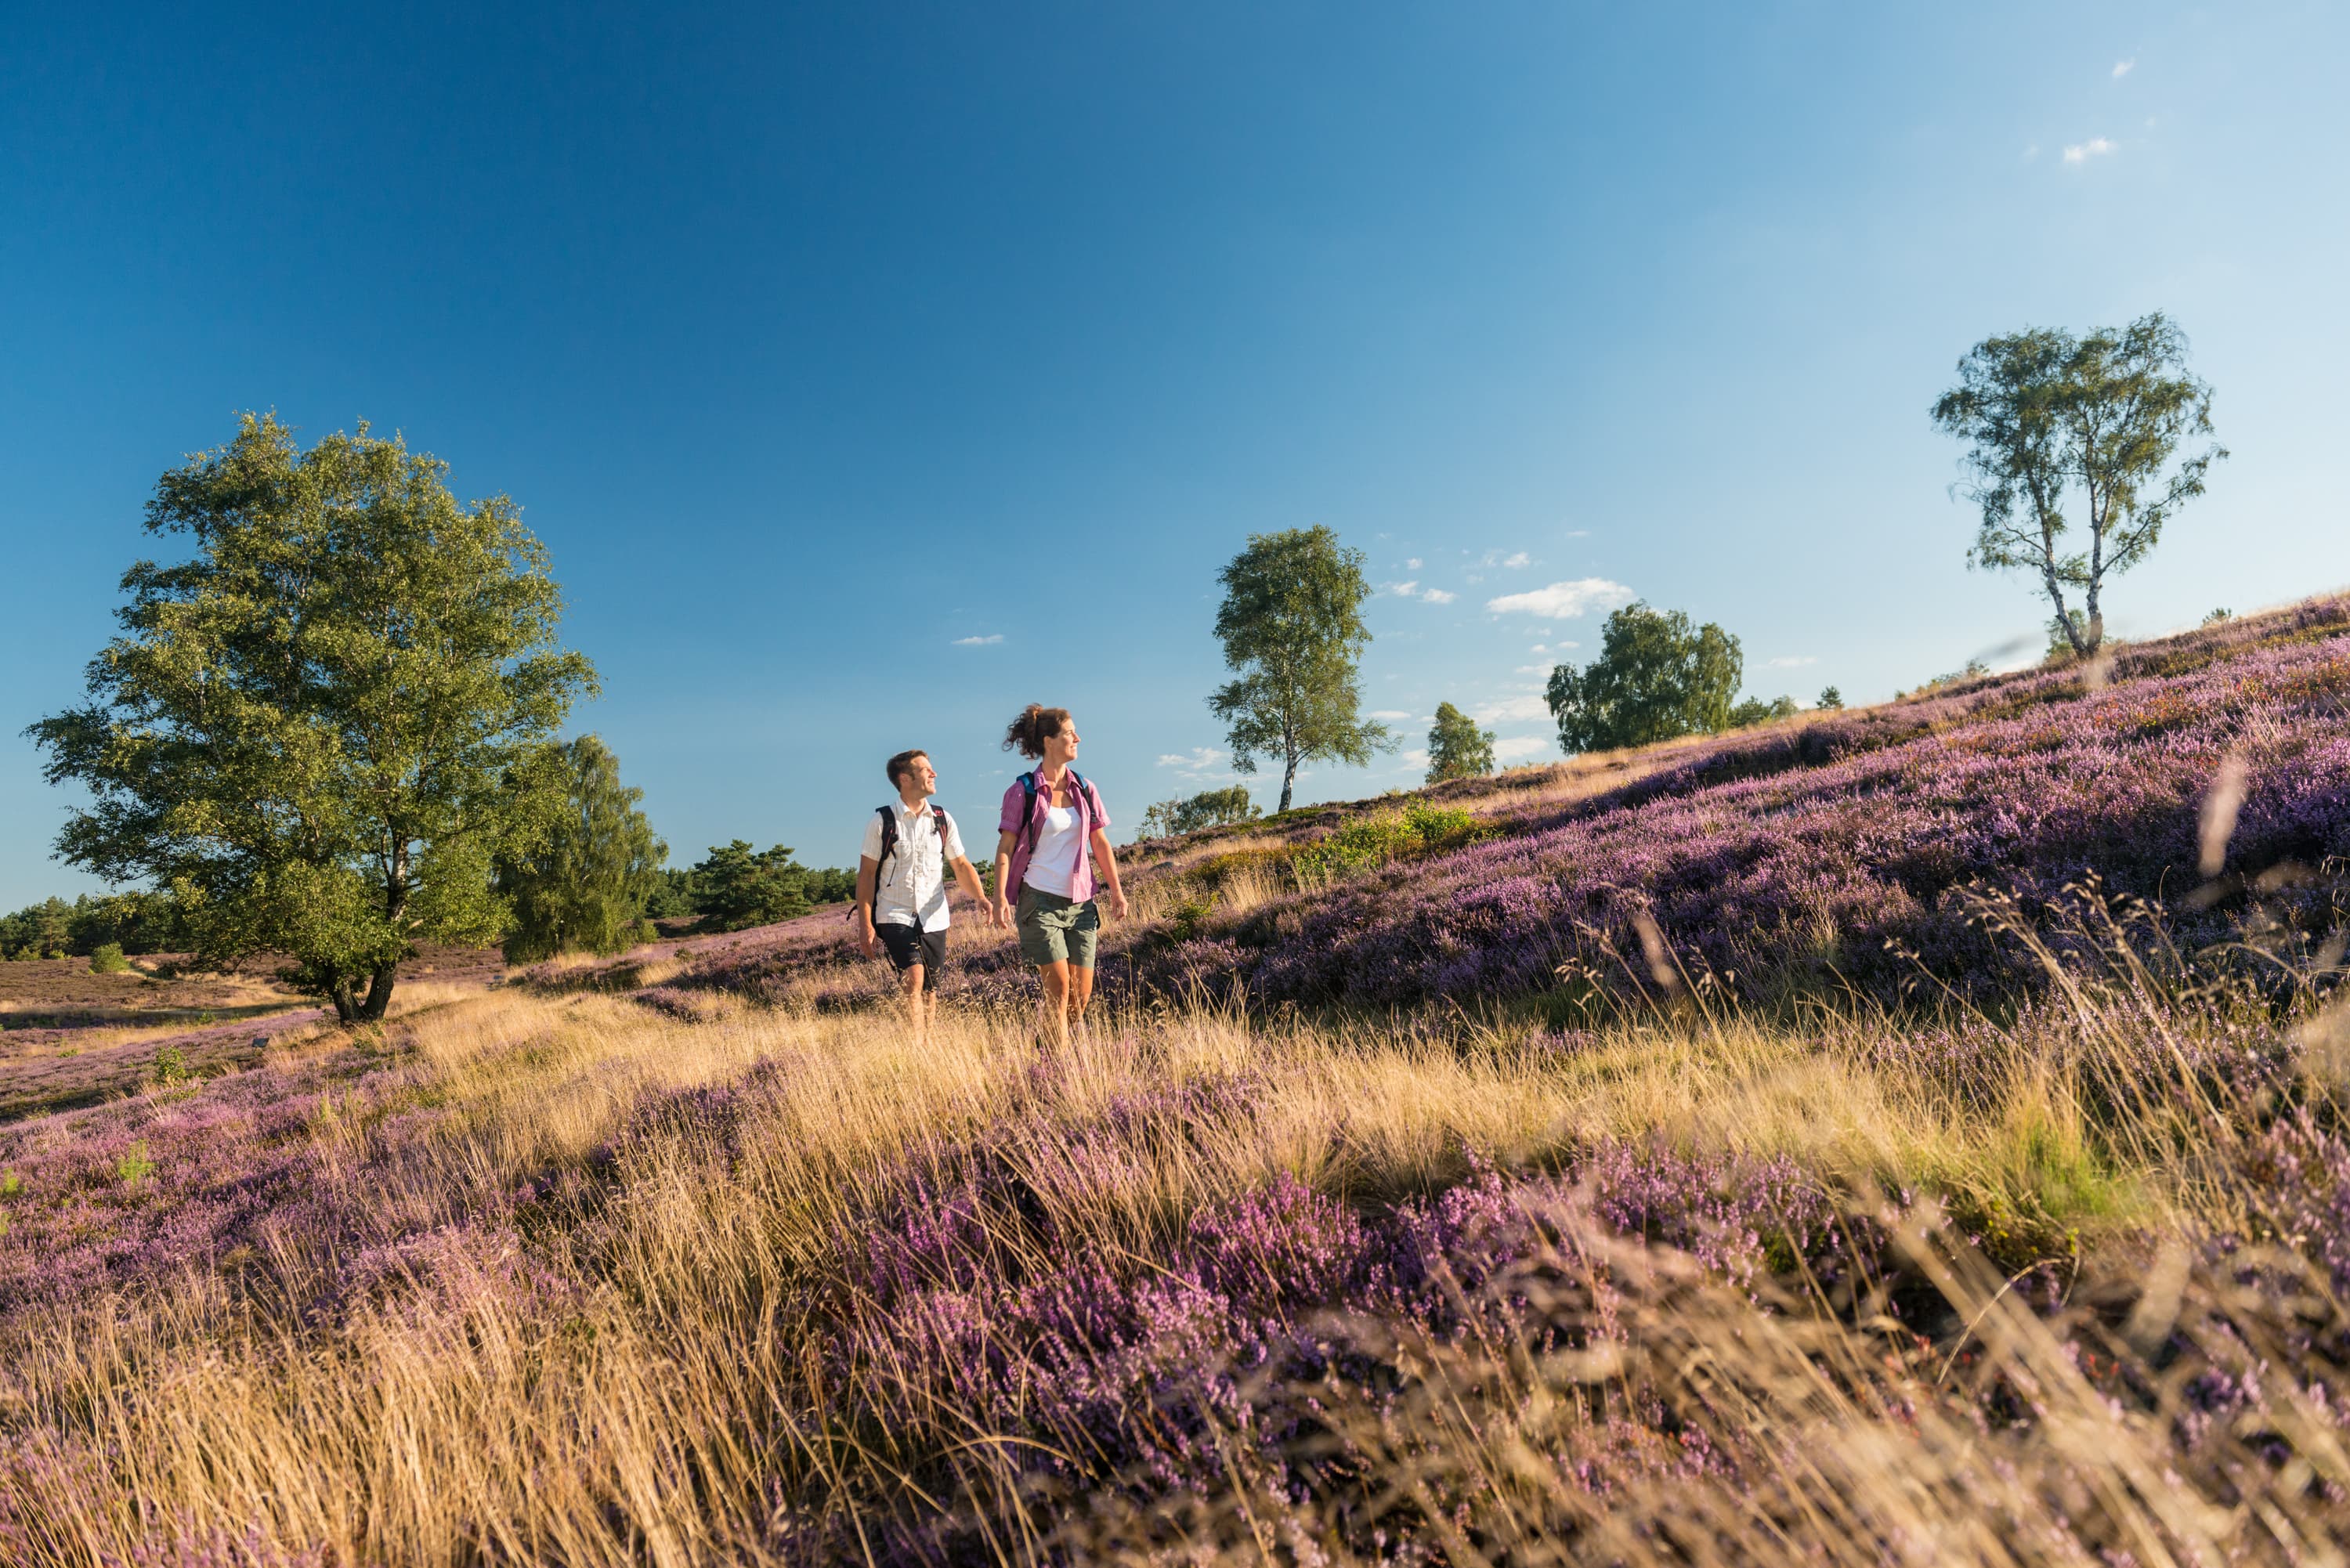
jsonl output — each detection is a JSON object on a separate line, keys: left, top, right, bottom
{"left": 1015, "top": 887, "right": 1100, "bottom": 969}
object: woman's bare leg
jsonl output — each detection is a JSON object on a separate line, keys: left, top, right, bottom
{"left": 1068, "top": 964, "right": 1097, "bottom": 1035}
{"left": 1036, "top": 960, "right": 1073, "bottom": 1048}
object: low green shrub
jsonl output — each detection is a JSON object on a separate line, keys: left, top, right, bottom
{"left": 1290, "top": 802, "right": 1487, "bottom": 883}
{"left": 89, "top": 942, "right": 129, "bottom": 974}
{"left": 116, "top": 1141, "right": 155, "bottom": 1186}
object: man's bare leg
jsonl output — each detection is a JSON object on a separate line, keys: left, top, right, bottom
{"left": 902, "top": 964, "right": 927, "bottom": 1048}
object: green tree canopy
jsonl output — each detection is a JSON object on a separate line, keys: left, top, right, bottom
{"left": 689, "top": 840, "right": 812, "bottom": 931}
{"left": 1425, "top": 702, "right": 1495, "bottom": 783}
{"left": 1207, "top": 526, "right": 1394, "bottom": 812}
{"left": 1726, "top": 695, "right": 1800, "bottom": 729}
{"left": 494, "top": 735, "right": 667, "bottom": 963}
{"left": 1931, "top": 312, "right": 2225, "bottom": 656}
{"left": 1545, "top": 603, "right": 1743, "bottom": 755}
{"left": 28, "top": 413, "right": 595, "bottom": 1021}
{"left": 1137, "top": 785, "right": 1261, "bottom": 842}
{"left": 1817, "top": 685, "right": 1844, "bottom": 711}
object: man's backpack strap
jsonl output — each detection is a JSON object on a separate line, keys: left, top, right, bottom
{"left": 873, "top": 805, "right": 898, "bottom": 890}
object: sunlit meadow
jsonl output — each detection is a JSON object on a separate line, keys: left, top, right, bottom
{"left": 3, "top": 598, "right": 2348, "bottom": 1565}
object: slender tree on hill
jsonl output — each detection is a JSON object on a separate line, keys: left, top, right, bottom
{"left": 28, "top": 414, "right": 595, "bottom": 1023}
{"left": 1931, "top": 312, "right": 2225, "bottom": 657}
{"left": 1424, "top": 702, "right": 1495, "bottom": 783}
{"left": 1207, "top": 526, "right": 1394, "bottom": 812}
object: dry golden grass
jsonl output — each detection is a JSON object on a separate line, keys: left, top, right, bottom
{"left": 0, "top": 970, "right": 2334, "bottom": 1565}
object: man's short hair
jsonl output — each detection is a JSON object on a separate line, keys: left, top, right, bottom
{"left": 885, "top": 749, "right": 929, "bottom": 788}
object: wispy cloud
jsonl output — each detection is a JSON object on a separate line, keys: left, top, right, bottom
{"left": 1406, "top": 557, "right": 1423, "bottom": 569}
{"left": 952, "top": 634, "right": 1003, "bottom": 646}
{"left": 1155, "top": 746, "right": 1234, "bottom": 781}
{"left": 1503, "top": 551, "right": 1531, "bottom": 568}
{"left": 1368, "top": 710, "right": 1412, "bottom": 721}
{"left": 1387, "top": 580, "right": 1459, "bottom": 605}
{"left": 1491, "top": 735, "right": 1551, "bottom": 762}
{"left": 2063, "top": 137, "right": 2116, "bottom": 163}
{"left": 1473, "top": 694, "right": 1552, "bottom": 724}
{"left": 1400, "top": 747, "right": 1430, "bottom": 768}
{"left": 1513, "top": 665, "right": 1549, "bottom": 675}
{"left": 1388, "top": 580, "right": 1419, "bottom": 597}
{"left": 1485, "top": 578, "right": 1636, "bottom": 620}
{"left": 2112, "top": 58, "right": 2135, "bottom": 78}
{"left": 1765, "top": 655, "right": 1817, "bottom": 669}
{"left": 1420, "top": 587, "right": 1456, "bottom": 605}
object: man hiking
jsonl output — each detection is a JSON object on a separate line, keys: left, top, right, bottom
{"left": 855, "top": 749, "right": 995, "bottom": 1046}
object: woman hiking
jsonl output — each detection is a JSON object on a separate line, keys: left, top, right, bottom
{"left": 991, "top": 704, "right": 1130, "bottom": 1047}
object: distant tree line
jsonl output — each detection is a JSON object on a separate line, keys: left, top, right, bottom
{"left": 0, "top": 891, "right": 187, "bottom": 963}
{"left": 1137, "top": 786, "right": 1262, "bottom": 842}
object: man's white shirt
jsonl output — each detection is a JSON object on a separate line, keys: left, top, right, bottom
{"left": 861, "top": 800, "right": 967, "bottom": 932}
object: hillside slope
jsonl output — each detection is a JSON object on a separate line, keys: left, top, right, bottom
{"left": 642, "top": 594, "right": 2349, "bottom": 1019}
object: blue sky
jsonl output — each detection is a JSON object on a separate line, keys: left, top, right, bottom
{"left": 5, "top": 2, "right": 2346, "bottom": 908}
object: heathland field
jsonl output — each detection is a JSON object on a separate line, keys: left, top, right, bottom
{"left": 4, "top": 598, "right": 2349, "bottom": 1566}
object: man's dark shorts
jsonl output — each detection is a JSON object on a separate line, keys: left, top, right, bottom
{"left": 876, "top": 922, "right": 948, "bottom": 992}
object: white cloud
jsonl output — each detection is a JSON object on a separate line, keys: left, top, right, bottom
{"left": 1155, "top": 747, "right": 1227, "bottom": 775}
{"left": 952, "top": 634, "right": 1003, "bottom": 646}
{"left": 2063, "top": 137, "right": 2116, "bottom": 163}
{"left": 1492, "top": 735, "right": 1551, "bottom": 762}
{"left": 1764, "top": 655, "right": 1818, "bottom": 669}
{"left": 1485, "top": 578, "right": 1636, "bottom": 620}
{"left": 1474, "top": 694, "right": 1552, "bottom": 724}
{"left": 1389, "top": 580, "right": 1419, "bottom": 597}
{"left": 1562, "top": 529, "right": 1589, "bottom": 538}
{"left": 2112, "top": 58, "right": 2135, "bottom": 78}
{"left": 1513, "top": 665, "right": 1548, "bottom": 675}
{"left": 1502, "top": 551, "right": 1531, "bottom": 569}
{"left": 1421, "top": 587, "right": 1457, "bottom": 605}
{"left": 1400, "top": 748, "right": 1430, "bottom": 768}
{"left": 1528, "top": 644, "right": 1548, "bottom": 654}
{"left": 1406, "top": 558, "right": 1423, "bottom": 569}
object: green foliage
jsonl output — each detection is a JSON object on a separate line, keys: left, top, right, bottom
{"left": 493, "top": 735, "right": 667, "bottom": 963}
{"left": 151, "top": 1046, "right": 189, "bottom": 1086}
{"left": 116, "top": 1141, "right": 154, "bottom": 1186}
{"left": 88, "top": 942, "right": 129, "bottom": 974}
{"left": 1932, "top": 312, "right": 2225, "bottom": 656}
{"left": 0, "top": 1172, "right": 20, "bottom": 1199}
{"left": 27, "top": 414, "right": 595, "bottom": 1024}
{"left": 1137, "top": 786, "right": 1262, "bottom": 842}
{"left": 1, "top": 892, "right": 190, "bottom": 962}
{"left": 1168, "top": 897, "right": 1214, "bottom": 942}
{"left": 1726, "top": 695, "right": 1800, "bottom": 729}
{"left": 0, "top": 898, "right": 73, "bottom": 961}
{"left": 690, "top": 840, "right": 812, "bottom": 931}
{"left": 1817, "top": 685, "right": 1844, "bottom": 711}
{"left": 1207, "top": 526, "right": 1395, "bottom": 811}
{"left": 1290, "top": 802, "right": 1484, "bottom": 883}
{"left": 1424, "top": 702, "right": 1495, "bottom": 784}
{"left": 2203, "top": 607, "right": 2233, "bottom": 626}
{"left": 642, "top": 867, "right": 703, "bottom": 919}
{"left": 1545, "top": 602, "right": 1744, "bottom": 754}
{"left": 801, "top": 866, "right": 858, "bottom": 906}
